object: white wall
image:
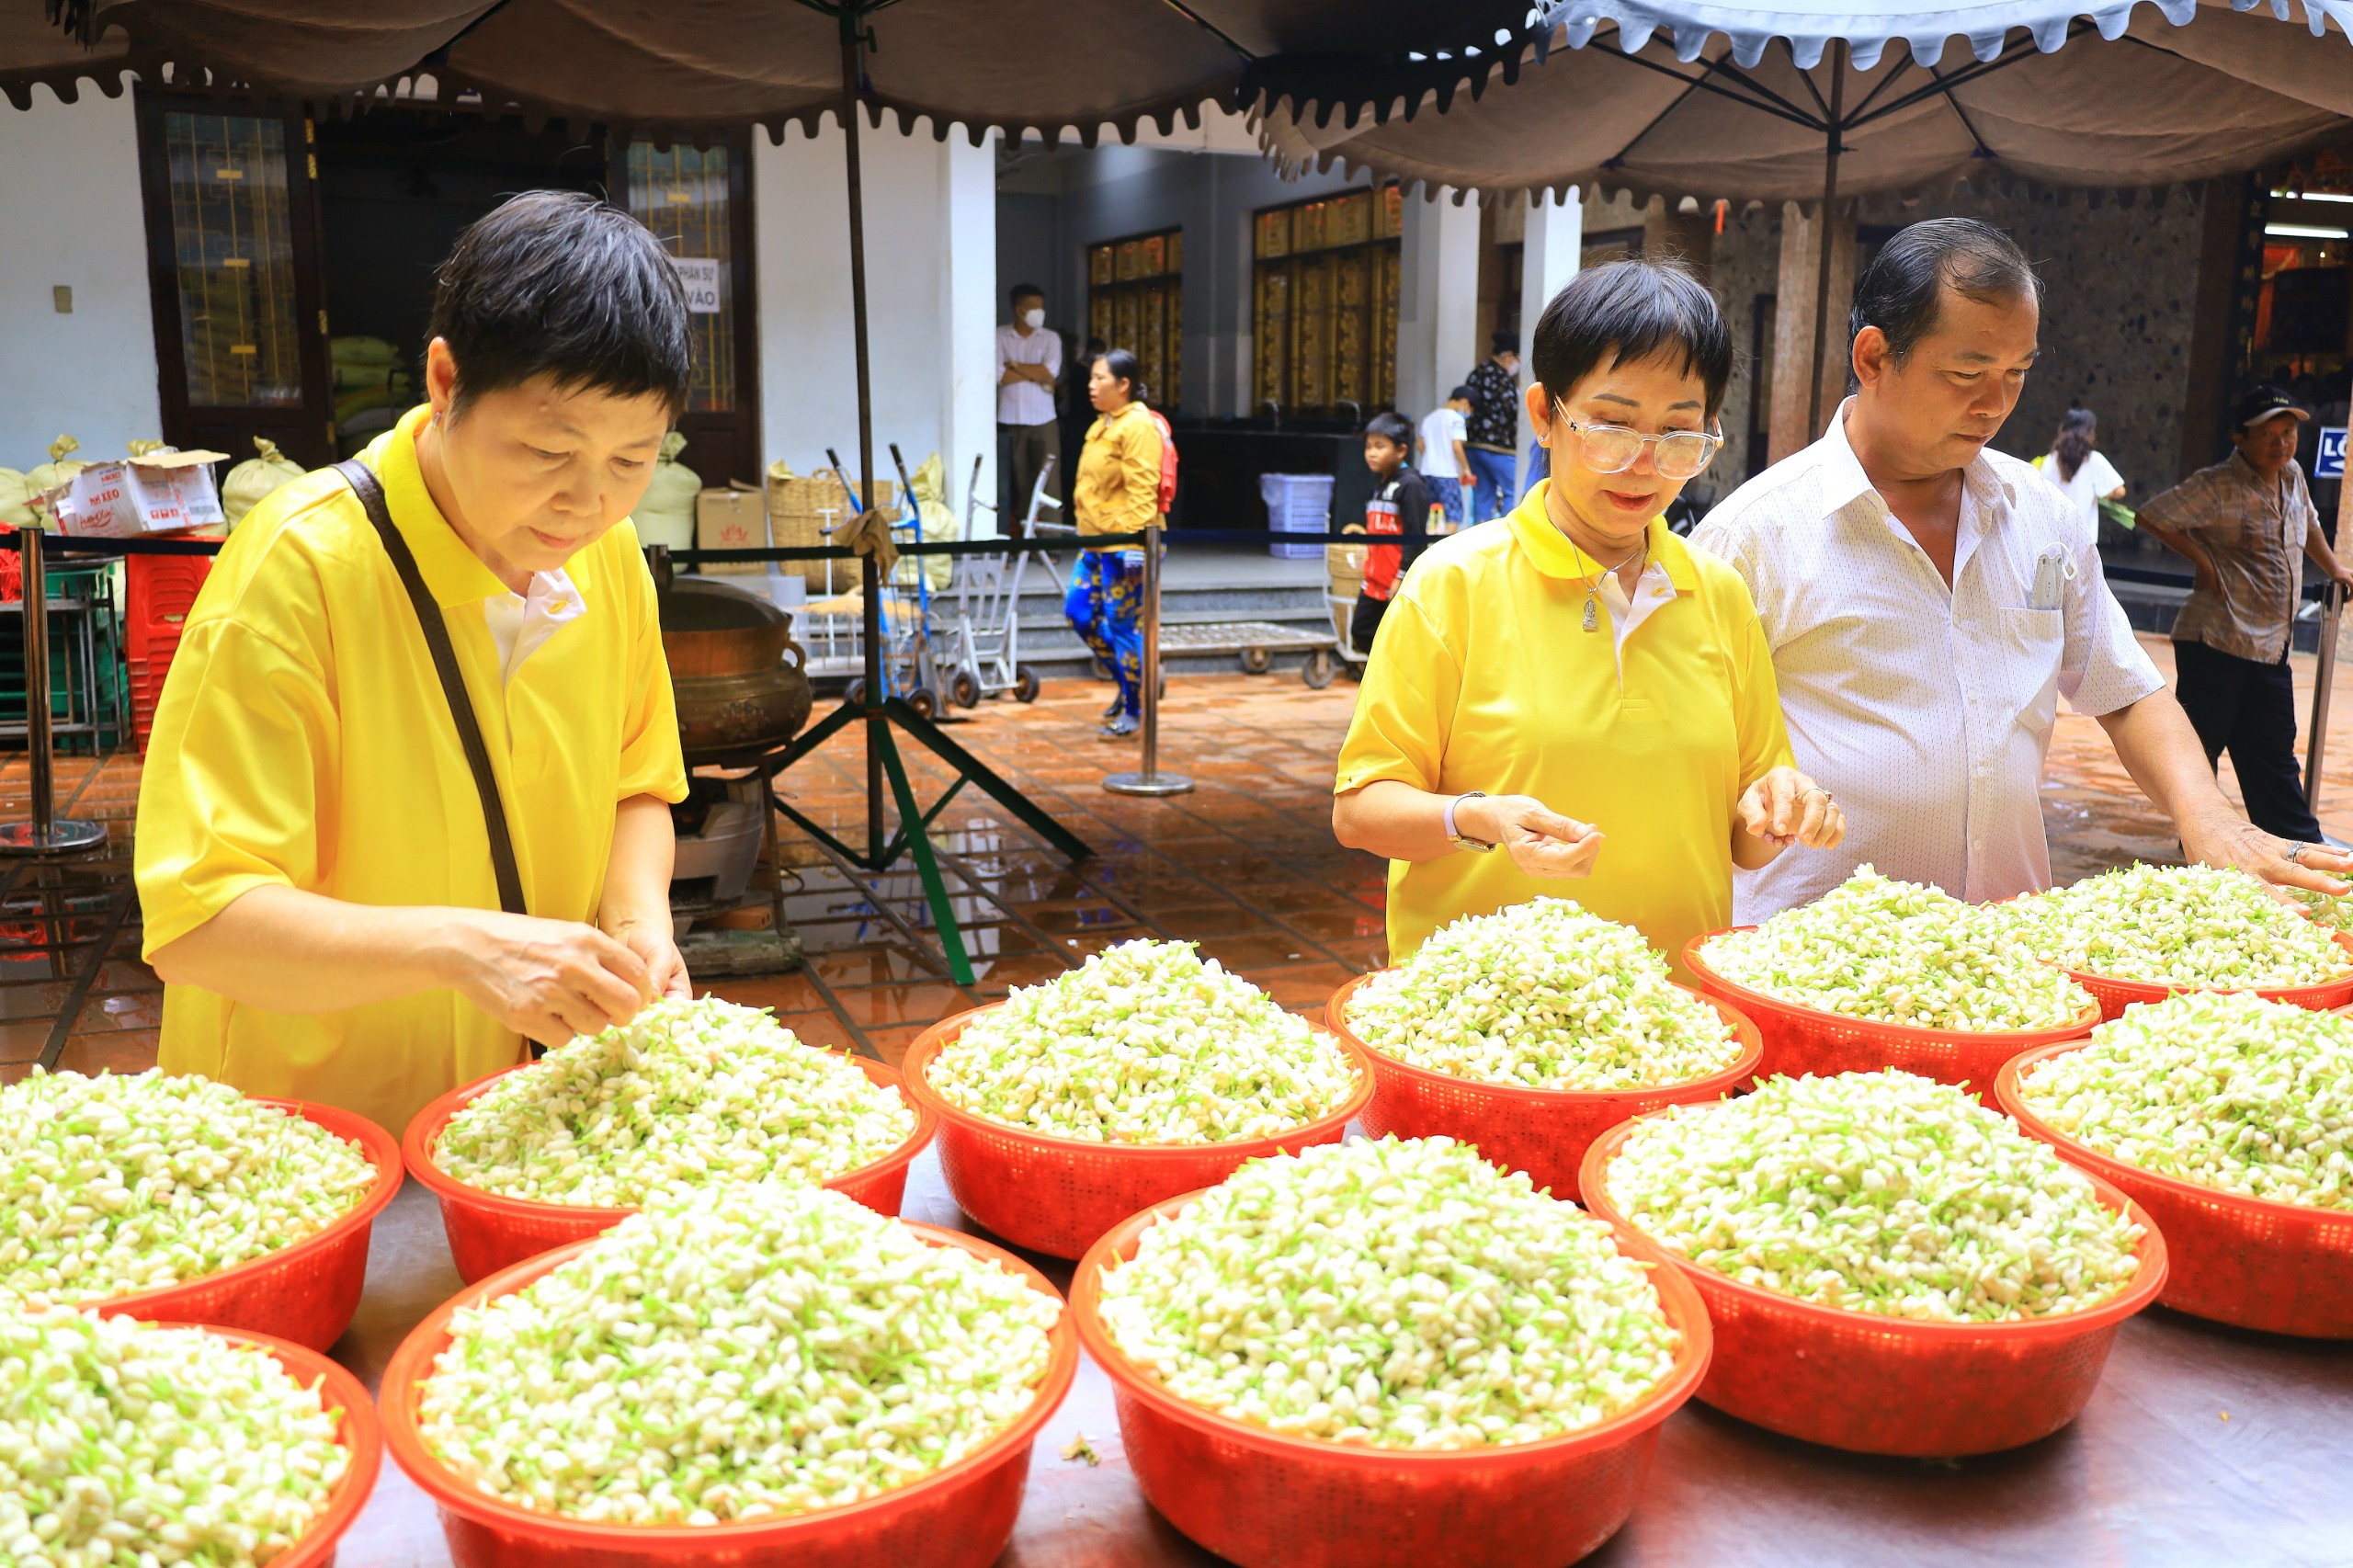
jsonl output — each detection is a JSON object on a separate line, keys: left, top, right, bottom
{"left": 1395, "top": 189, "right": 1480, "bottom": 425}
{"left": 0, "top": 86, "right": 163, "bottom": 472}
{"left": 754, "top": 119, "right": 995, "bottom": 520}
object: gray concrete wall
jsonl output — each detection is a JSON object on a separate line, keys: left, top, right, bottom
{"left": 1702, "top": 184, "right": 2211, "bottom": 500}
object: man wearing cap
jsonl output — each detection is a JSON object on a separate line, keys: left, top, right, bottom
{"left": 2138, "top": 384, "right": 2353, "bottom": 842}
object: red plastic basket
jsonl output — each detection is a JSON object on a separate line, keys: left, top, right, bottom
{"left": 381, "top": 1225, "right": 1078, "bottom": 1568}
{"left": 1998, "top": 1041, "right": 2353, "bottom": 1337}
{"left": 900, "top": 1006, "right": 1376, "bottom": 1260}
{"left": 1324, "top": 971, "right": 1762, "bottom": 1203}
{"left": 1071, "top": 1189, "right": 1712, "bottom": 1568}
{"left": 1683, "top": 930, "right": 2101, "bottom": 1099}
{"left": 158, "top": 1324, "right": 383, "bottom": 1568}
{"left": 1578, "top": 1115, "right": 2168, "bottom": 1456}
{"left": 2059, "top": 964, "right": 2353, "bottom": 1023}
{"left": 87, "top": 1099, "right": 402, "bottom": 1353}
{"left": 403, "top": 1056, "right": 936, "bottom": 1285}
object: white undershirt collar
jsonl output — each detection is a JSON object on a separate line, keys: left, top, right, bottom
{"left": 481, "top": 569, "right": 585, "bottom": 686}
{"left": 1594, "top": 560, "right": 1675, "bottom": 677}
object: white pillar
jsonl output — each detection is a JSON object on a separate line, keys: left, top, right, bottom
{"left": 754, "top": 121, "right": 977, "bottom": 511}
{"left": 1395, "top": 188, "right": 1481, "bottom": 423}
{"left": 1517, "top": 187, "right": 1583, "bottom": 482}
{"left": 941, "top": 136, "right": 997, "bottom": 535}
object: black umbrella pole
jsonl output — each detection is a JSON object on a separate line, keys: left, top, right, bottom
{"left": 1804, "top": 40, "right": 1847, "bottom": 441}
{"left": 841, "top": 17, "right": 883, "bottom": 853}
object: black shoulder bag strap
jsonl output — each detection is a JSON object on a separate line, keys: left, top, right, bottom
{"left": 335, "top": 459, "right": 529, "bottom": 917}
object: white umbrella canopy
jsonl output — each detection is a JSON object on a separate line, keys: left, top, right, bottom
{"left": 1260, "top": 0, "right": 2353, "bottom": 207}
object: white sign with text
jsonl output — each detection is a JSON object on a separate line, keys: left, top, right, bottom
{"left": 670, "top": 256, "right": 722, "bottom": 314}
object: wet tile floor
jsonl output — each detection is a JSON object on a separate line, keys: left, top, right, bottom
{"left": 6, "top": 633, "right": 2350, "bottom": 1080}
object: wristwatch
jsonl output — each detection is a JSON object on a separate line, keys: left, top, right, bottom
{"left": 1444, "top": 791, "right": 1496, "bottom": 853}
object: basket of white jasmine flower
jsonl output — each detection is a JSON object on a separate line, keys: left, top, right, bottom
{"left": 901, "top": 939, "right": 1372, "bottom": 1259}
{"left": 1999, "top": 863, "right": 2353, "bottom": 1020}
{"left": 1686, "top": 867, "right": 2101, "bottom": 1096}
{"left": 381, "top": 1186, "right": 1075, "bottom": 1568}
{"left": 1070, "top": 1137, "right": 1710, "bottom": 1568}
{"left": 404, "top": 996, "right": 933, "bottom": 1283}
{"left": 3, "top": 1308, "right": 381, "bottom": 1568}
{"left": 1326, "top": 899, "right": 1760, "bottom": 1200}
{"left": 2000, "top": 992, "right": 2353, "bottom": 1338}
{"left": 1581, "top": 1070, "right": 2166, "bottom": 1457}
{"left": 2, "top": 1068, "right": 403, "bottom": 1352}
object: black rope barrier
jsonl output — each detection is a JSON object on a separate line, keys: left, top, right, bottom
{"left": 21, "top": 528, "right": 2325, "bottom": 599}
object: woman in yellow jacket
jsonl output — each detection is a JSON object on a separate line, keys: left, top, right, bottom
{"left": 1066, "top": 347, "right": 1164, "bottom": 739}
{"left": 133, "top": 192, "right": 692, "bottom": 1136}
{"left": 1334, "top": 261, "right": 1845, "bottom": 972}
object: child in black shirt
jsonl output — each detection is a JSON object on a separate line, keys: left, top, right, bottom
{"left": 1349, "top": 411, "right": 1431, "bottom": 655}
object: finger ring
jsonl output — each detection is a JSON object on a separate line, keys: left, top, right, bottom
{"left": 2289, "top": 843, "right": 2307, "bottom": 863}
{"left": 1802, "top": 788, "right": 1832, "bottom": 802}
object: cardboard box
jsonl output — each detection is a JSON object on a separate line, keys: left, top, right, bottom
{"left": 695, "top": 486, "right": 767, "bottom": 575}
{"left": 51, "top": 450, "right": 231, "bottom": 538}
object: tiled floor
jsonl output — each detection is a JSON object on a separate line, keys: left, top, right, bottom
{"left": 7, "top": 634, "right": 2351, "bottom": 1082}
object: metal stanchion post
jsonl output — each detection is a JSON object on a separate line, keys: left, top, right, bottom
{"left": 2310, "top": 583, "right": 2346, "bottom": 814}
{"left": 1105, "top": 526, "right": 1192, "bottom": 798}
{"left": 2, "top": 528, "right": 109, "bottom": 856}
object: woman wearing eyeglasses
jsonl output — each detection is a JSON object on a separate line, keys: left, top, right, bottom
{"left": 1334, "top": 260, "right": 1845, "bottom": 971}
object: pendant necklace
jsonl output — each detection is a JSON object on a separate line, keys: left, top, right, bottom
{"left": 1569, "top": 534, "right": 1649, "bottom": 632}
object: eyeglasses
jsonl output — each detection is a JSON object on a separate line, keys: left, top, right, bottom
{"left": 1558, "top": 419, "right": 1723, "bottom": 481}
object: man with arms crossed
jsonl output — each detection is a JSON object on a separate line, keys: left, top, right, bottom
{"left": 1693, "top": 220, "right": 2351, "bottom": 919}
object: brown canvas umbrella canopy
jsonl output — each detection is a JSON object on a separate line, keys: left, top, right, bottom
{"left": 1258, "top": 0, "right": 2353, "bottom": 429}
{"left": 6, "top": 0, "right": 1543, "bottom": 979}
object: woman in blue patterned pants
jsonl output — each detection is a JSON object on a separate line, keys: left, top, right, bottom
{"left": 1066, "top": 348, "right": 1165, "bottom": 738}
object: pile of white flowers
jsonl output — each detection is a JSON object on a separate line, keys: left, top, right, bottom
{"left": 0, "top": 1069, "right": 377, "bottom": 1308}
{"left": 1343, "top": 898, "right": 1741, "bottom": 1091}
{"left": 927, "top": 940, "right": 1358, "bottom": 1144}
{"left": 419, "top": 1187, "right": 1060, "bottom": 1523}
{"left": 2285, "top": 885, "right": 2353, "bottom": 932}
{"left": 1095, "top": 1137, "right": 1680, "bottom": 1449}
{"left": 1606, "top": 1071, "right": 2144, "bottom": 1321}
{"left": 2014, "top": 992, "right": 2353, "bottom": 1211}
{"left": 433, "top": 998, "right": 915, "bottom": 1208}
{"left": 2002, "top": 863, "right": 2352, "bottom": 990}
{"left": 1699, "top": 867, "right": 2093, "bottom": 1031}
{"left": 2, "top": 1307, "right": 349, "bottom": 1567}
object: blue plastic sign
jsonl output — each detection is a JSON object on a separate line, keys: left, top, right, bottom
{"left": 2321, "top": 426, "right": 2347, "bottom": 482}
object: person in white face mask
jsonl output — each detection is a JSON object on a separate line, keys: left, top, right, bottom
{"left": 997, "top": 283, "right": 1063, "bottom": 523}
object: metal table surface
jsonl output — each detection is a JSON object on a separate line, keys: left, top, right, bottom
{"left": 332, "top": 1151, "right": 2353, "bottom": 1568}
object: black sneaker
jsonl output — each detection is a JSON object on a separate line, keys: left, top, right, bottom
{"left": 1103, "top": 695, "right": 1126, "bottom": 721}
{"left": 1100, "top": 712, "right": 1140, "bottom": 739}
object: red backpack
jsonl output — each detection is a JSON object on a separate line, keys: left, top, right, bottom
{"left": 1142, "top": 408, "right": 1179, "bottom": 517}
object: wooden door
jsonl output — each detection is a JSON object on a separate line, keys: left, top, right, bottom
{"left": 134, "top": 95, "right": 335, "bottom": 468}
{"left": 616, "top": 135, "right": 762, "bottom": 485}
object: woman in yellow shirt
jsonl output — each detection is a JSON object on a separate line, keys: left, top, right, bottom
{"left": 1335, "top": 260, "right": 1844, "bottom": 971}
{"left": 1066, "top": 347, "right": 1165, "bottom": 739}
{"left": 134, "top": 192, "right": 692, "bottom": 1135}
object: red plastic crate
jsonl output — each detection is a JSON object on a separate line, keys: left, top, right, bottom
{"left": 125, "top": 550, "right": 216, "bottom": 661}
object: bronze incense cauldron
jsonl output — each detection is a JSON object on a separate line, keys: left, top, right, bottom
{"left": 658, "top": 577, "right": 811, "bottom": 764}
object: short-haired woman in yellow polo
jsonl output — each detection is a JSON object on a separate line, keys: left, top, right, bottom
{"left": 1334, "top": 261, "right": 1844, "bottom": 971}
{"left": 135, "top": 192, "right": 693, "bottom": 1135}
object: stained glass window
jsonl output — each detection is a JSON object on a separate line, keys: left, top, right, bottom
{"left": 162, "top": 112, "right": 304, "bottom": 407}
{"left": 625, "top": 142, "right": 734, "bottom": 413}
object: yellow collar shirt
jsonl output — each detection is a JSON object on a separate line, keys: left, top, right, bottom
{"left": 1073, "top": 401, "right": 1164, "bottom": 542}
{"left": 133, "top": 405, "right": 688, "bottom": 1135}
{"left": 1335, "top": 482, "right": 1793, "bottom": 971}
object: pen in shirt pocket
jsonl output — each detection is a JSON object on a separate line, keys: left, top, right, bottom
{"left": 2030, "top": 544, "right": 2073, "bottom": 611}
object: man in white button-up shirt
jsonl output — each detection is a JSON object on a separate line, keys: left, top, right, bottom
{"left": 1695, "top": 219, "right": 2352, "bottom": 920}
